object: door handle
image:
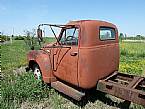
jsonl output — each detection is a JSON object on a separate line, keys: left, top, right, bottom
{"left": 70, "top": 52, "right": 78, "bottom": 56}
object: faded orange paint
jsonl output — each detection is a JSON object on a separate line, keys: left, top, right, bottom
{"left": 27, "top": 50, "right": 55, "bottom": 83}
{"left": 27, "top": 20, "right": 119, "bottom": 89}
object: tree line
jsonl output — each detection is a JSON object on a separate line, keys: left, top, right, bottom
{"left": 1, "top": 32, "right": 145, "bottom": 42}
{"left": 119, "top": 33, "right": 145, "bottom": 40}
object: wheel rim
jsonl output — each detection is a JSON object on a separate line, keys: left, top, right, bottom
{"left": 34, "top": 68, "right": 41, "bottom": 80}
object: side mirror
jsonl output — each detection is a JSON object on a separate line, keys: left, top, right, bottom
{"left": 37, "top": 28, "right": 43, "bottom": 42}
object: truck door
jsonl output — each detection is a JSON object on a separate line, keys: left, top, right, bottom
{"left": 53, "top": 28, "right": 79, "bottom": 86}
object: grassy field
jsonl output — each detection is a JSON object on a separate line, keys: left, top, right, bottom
{"left": 1, "top": 41, "right": 29, "bottom": 73}
{"left": 119, "top": 42, "right": 145, "bottom": 75}
{"left": 1, "top": 40, "right": 145, "bottom": 109}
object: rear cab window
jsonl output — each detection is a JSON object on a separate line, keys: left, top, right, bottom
{"left": 99, "top": 27, "right": 116, "bottom": 40}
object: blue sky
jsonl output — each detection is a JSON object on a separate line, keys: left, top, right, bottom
{"left": 0, "top": 0, "right": 145, "bottom": 36}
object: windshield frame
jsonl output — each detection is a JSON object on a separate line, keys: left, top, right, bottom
{"left": 58, "top": 27, "right": 79, "bottom": 46}
{"left": 38, "top": 24, "right": 78, "bottom": 45}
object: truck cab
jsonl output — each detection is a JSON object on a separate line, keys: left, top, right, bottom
{"left": 28, "top": 20, "right": 119, "bottom": 88}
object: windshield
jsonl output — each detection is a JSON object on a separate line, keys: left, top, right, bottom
{"left": 60, "top": 28, "right": 78, "bottom": 45}
{"left": 36, "top": 24, "right": 78, "bottom": 46}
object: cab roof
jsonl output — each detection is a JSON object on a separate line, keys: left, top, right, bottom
{"left": 66, "top": 20, "right": 117, "bottom": 29}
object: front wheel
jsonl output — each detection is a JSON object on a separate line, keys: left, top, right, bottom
{"left": 32, "top": 64, "right": 42, "bottom": 80}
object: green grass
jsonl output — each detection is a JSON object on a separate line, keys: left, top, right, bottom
{"left": 1, "top": 38, "right": 56, "bottom": 72}
{"left": 1, "top": 73, "right": 50, "bottom": 109}
{"left": 1, "top": 40, "right": 145, "bottom": 109}
{"left": 1, "top": 40, "right": 29, "bottom": 72}
{"left": 119, "top": 42, "right": 145, "bottom": 75}
{"left": 24, "top": 37, "right": 56, "bottom": 50}
{"left": 1, "top": 40, "right": 66, "bottom": 109}
{"left": 120, "top": 42, "right": 145, "bottom": 58}
{"left": 44, "top": 37, "right": 56, "bottom": 43}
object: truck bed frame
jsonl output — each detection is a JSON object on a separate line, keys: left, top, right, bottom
{"left": 97, "top": 71, "right": 145, "bottom": 106}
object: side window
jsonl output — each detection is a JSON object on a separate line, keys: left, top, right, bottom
{"left": 60, "top": 28, "right": 78, "bottom": 45}
{"left": 100, "top": 27, "right": 115, "bottom": 40}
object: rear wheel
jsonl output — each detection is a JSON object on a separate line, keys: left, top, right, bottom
{"left": 32, "top": 64, "right": 42, "bottom": 80}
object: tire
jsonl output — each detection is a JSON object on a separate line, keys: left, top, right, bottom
{"left": 32, "top": 64, "right": 42, "bottom": 80}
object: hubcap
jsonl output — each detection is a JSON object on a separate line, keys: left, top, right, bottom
{"left": 34, "top": 68, "right": 41, "bottom": 80}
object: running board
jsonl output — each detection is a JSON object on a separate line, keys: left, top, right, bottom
{"left": 51, "top": 81, "right": 85, "bottom": 101}
{"left": 97, "top": 72, "right": 145, "bottom": 107}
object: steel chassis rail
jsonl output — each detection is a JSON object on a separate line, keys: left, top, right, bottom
{"left": 97, "top": 71, "right": 145, "bottom": 107}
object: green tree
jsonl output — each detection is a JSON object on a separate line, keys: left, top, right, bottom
{"left": 119, "top": 33, "right": 124, "bottom": 41}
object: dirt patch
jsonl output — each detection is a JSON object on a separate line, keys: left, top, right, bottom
{"left": 0, "top": 41, "right": 11, "bottom": 45}
{"left": 13, "top": 66, "right": 27, "bottom": 75}
{"left": 20, "top": 99, "right": 53, "bottom": 109}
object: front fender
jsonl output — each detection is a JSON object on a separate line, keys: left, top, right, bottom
{"left": 27, "top": 50, "right": 54, "bottom": 83}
